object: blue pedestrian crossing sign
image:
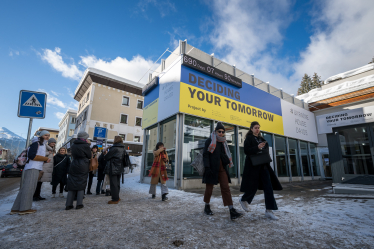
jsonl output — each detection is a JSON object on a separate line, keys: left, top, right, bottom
{"left": 18, "top": 90, "right": 47, "bottom": 119}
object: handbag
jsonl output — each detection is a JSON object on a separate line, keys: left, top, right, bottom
{"left": 89, "top": 156, "right": 99, "bottom": 171}
{"left": 165, "top": 161, "right": 172, "bottom": 171}
{"left": 249, "top": 152, "right": 272, "bottom": 166}
{"left": 190, "top": 150, "right": 205, "bottom": 176}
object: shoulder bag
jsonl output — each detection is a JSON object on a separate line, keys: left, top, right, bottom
{"left": 249, "top": 137, "right": 272, "bottom": 166}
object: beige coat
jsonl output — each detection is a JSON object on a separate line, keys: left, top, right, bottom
{"left": 39, "top": 144, "right": 55, "bottom": 182}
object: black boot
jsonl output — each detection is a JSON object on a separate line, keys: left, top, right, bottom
{"left": 152, "top": 194, "right": 156, "bottom": 199}
{"left": 162, "top": 193, "right": 168, "bottom": 202}
{"left": 101, "top": 190, "right": 105, "bottom": 194}
{"left": 105, "top": 190, "right": 110, "bottom": 196}
{"left": 204, "top": 204, "right": 214, "bottom": 215}
{"left": 230, "top": 208, "right": 244, "bottom": 220}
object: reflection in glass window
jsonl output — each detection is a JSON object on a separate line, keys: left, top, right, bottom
{"left": 120, "top": 114, "right": 128, "bottom": 124}
{"left": 288, "top": 139, "right": 301, "bottom": 176}
{"left": 122, "top": 96, "right": 129, "bottom": 106}
{"left": 143, "top": 125, "right": 158, "bottom": 177}
{"left": 183, "top": 115, "right": 212, "bottom": 177}
{"left": 310, "top": 143, "right": 320, "bottom": 176}
{"left": 275, "top": 136, "right": 288, "bottom": 177}
{"left": 135, "top": 117, "right": 142, "bottom": 127}
{"left": 159, "top": 116, "right": 177, "bottom": 178}
{"left": 134, "top": 136, "right": 141, "bottom": 142}
{"left": 137, "top": 100, "right": 143, "bottom": 109}
{"left": 300, "top": 141, "right": 311, "bottom": 176}
{"left": 222, "top": 123, "right": 237, "bottom": 178}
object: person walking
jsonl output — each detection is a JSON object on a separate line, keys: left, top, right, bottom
{"left": 148, "top": 142, "right": 169, "bottom": 201}
{"left": 104, "top": 136, "right": 128, "bottom": 204}
{"left": 203, "top": 122, "right": 243, "bottom": 220}
{"left": 65, "top": 132, "right": 91, "bottom": 210}
{"left": 96, "top": 148, "right": 107, "bottom": 195}
{"left": 239, "top": 121, "right": 283, "bottom": 220}
{"left": 33, "top": 137, "right": 56, "bottom": 200}
{"left": 10, "top": 132, "right": 51, "bottom": 215}
{"left": 86, "top": 145, "right": 99, "bottom": 195}
{"left": 51, "top": 147, "right": 70, "bottom": 198}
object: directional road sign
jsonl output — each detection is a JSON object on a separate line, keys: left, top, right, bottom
{"left": 94, "top": 127, "right": 107, "bottom": 139}
{"left": 18, "top": 90, "right": 47, "bottom": 119}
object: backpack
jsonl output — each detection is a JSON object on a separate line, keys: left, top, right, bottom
{"left": 13, "top": 149, "right": 28, "bottom": 168}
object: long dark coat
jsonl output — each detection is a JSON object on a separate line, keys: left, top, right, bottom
{"left": 51, "top": 153, "right": 70, "bottom": 186}
{"left": 202, "top": 137, "right": 231, "bottom": 185}
{"left": 104, "top": 143, "right": 126, "bottom": 176}
{"left": 240, "top": 134, "right": 282, "bottom": 193}
{"left": 97, "top": 153, "right": 106, "bottom": 181}
{"left": 67, "top": 139, "right": 91, "bottom": 191}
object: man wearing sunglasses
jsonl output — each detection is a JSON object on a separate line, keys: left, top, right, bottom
{"left": 202, "top": 122, "right": 243, "bottom": 220}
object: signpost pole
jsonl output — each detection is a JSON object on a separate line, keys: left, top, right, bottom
{"left": 20, "top": 118, "right": 33, "bottom": 188}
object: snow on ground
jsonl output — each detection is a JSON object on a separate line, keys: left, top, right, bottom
{"left": 0, "top": 171, "right": 373, "bottom": 248}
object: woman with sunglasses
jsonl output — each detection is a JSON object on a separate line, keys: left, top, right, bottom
{"left": 203, "top": 122, "right": 243, "bottom": 220}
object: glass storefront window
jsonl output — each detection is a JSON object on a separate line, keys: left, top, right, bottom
{"left": 288, "top": 139, "right": 301, "bottom": 176}
{"left": 339, "top": 126, "right": 373, "bottom": 175}
{"left": 275, "top": 136, "right": 288, "bottom": 177}
{"left": 183, "top": 115, "right": 212, "bottom": 177}
{"left": 310, "top": 143, "right": 320, "bottom": 176}
{"left": 143, "top": 125, "right": 158, "bottom": 177}
{"left": 222, "top": 123, "right": 237, "bottom": 178}
{"left": 300, "top": 141, "right": 311, "bottom": 176}
{"left": 159, "top": 116, "right": 177, "bottom": 178}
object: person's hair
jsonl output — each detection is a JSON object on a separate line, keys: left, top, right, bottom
{"left": 155, "top": 142, "right": 164, "bottom": 151}
{"left": 91, "top": 145, "right": 98, "bottom": 152}
{"left": 245, "top": 121, "right": 263, "bottom": 138}
{"left": 113, "top": 136, "right": 123, "bottom": 144}
{"left": 38, "top": 136, "right": 44, "bottom": 145}
{"left": 58, "top": 147, "right": 67, "bottom": 154}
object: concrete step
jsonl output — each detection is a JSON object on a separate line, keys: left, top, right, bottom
{"left": 333, "top": 183, "right": 374, "bottom": 195}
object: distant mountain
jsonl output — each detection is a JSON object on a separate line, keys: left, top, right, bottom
{"left": 0, "top": 127, "right": 26, "bottom": 156}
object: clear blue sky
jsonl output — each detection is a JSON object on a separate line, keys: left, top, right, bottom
{"left": 1, "top": 0, "right": 373, "bottom": 138}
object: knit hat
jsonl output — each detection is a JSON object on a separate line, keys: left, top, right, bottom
{"left": 37, "top": 130, "right": 50, "bottom": 137}
{"left": 215, "top": 122, "right": 225, "bottom": 131}
{"left": 48, "top": 138, "right": 57, "bottom": 144}
{"left": 78, "top": 131, "right": 89, "bottom": 139}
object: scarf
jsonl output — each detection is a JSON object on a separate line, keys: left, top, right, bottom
{"left": 148, "top": 151, "right": 169, "bottom": 182}
{"left": 208, "top": 131, "right": 234, "bottom": 168}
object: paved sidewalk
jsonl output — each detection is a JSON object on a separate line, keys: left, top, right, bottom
{"left": 0, "top": 173, "right": 373, "bottom": 248}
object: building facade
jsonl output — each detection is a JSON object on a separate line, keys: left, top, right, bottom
{"left": 298, "top": 63, "right": 374, "bottom": 188}
{"left": 56, "top": 109, "right": 77, "bottom": 150}
{"left": 73, "top": 68, "right": 144, "bottom": 152}
{"left": 33, "top": 127, "right": 59, "bottom": 140}
{"left": 141, "top": 41, "right": 321, "bottom": 190}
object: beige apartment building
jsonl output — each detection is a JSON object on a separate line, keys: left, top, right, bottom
{"left": 56, "top": 109, "right": 77, "bottom": 150}
{"left": 73, "top": 68, "right": 144, "bottom": 154}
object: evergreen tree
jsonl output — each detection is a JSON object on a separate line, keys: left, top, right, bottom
{"left": 297, "top": 74, "right": 312, "bottom": 95}
{"left": 311, "top": 72, "right": 323, "bottom": 89}
{"left": 369, "top": 56, "right": 374, "bottom": 64}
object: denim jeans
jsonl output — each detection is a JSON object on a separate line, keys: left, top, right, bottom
{"left": 241, "top": 166, "right": 278, "bottom": 210}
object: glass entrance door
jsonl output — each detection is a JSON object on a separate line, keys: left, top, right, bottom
{"left": 336, "top": 125, "right": 374, "bottom": 176}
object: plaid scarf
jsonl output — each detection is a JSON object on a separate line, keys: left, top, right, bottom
{"left": 208, "top": 131, "right": 234, "bottom": 168}
{"left": 148, "top": 151, "right": 169, "bottom": 182}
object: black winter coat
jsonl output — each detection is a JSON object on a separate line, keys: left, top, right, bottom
{"left": 104, "top": 143, "right": 127, "bottom": 176}
{"left": 240, "top": 134, "right": 282, "bottom": 193}
{"left": 67, "top": 139, "right": 91, "bottom": 191}
{"left": 97, "top": 153, "right": 106, "bottom": 181}
{"left": 51, "top": 154, "right": 70, "bottom": 186}
{"left": 202, "top": 138, "right": 231, "bottom": 185}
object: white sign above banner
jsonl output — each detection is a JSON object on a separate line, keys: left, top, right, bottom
{"left": 281, "top": 100, "right": 318, "bottom": 143}
{"left": 316, "top": 106, "right": 374, "bottom": 134}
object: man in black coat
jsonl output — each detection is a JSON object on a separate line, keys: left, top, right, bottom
{"left": 203, "top": 122, "right": 243, "bottom": 220}
{"left": 104, "top": 136, "right": 128, "bottom": 204}
{"left": 65, "top": 132, "right": 91, "bottom": 210}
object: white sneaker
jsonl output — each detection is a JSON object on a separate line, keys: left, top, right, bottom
{"left": 265, "top": 210, "right": 278, "bottom": 220}
{"left": 59, "top": 193, "right": 64, "bottom": 198}
{"left": 51, "top": 194, "right": 56, "bottom": 198}
{"left": 239, "top": 198, "right": 250, "bottom": 212}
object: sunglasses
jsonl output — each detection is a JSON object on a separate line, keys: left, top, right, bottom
{"left": 217, "top": 130, "right": 225, "bottom": 134}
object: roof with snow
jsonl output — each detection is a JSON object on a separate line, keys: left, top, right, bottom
{"left": 324, "top": 63, "right": 374, "bottom": 85}
{"left": 296, "top": 73, "right": 374, "bottom": 103}
{"left": 74, "top": 68, "right": 144, "bottom": 102}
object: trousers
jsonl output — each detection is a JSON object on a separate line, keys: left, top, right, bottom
{"left": 109, "top": 174, "right": 121, "bottom": 201}
{"left": 86, "top": 171, "right": 94, "bottom": 193}
{"left": 33, "top": 182, "right": 43, "bottom": 197}
{"left": 12, "top": 169, "right": 39, "bottom": 211}
{"left": 204, "top": 163, "right": 233, "bottom": 206}
{"left": 52, "top": 181, "right": 65, "bottom": 194}
{"left": 241, "top": 166, "right": 278, "bottom": 210}
{"left": 149, "top": 183, "right": 169, "bottom": 195}
{"left": 66, "top": 190, "right": 84, "bottom": 207}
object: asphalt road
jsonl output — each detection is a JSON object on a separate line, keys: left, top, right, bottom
{"left": 0, "top": 176, "right": 21, "bottom": 197}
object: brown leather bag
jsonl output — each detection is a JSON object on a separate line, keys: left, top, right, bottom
{"left": 89, "top": 156, "right": 98, "bottom": 171}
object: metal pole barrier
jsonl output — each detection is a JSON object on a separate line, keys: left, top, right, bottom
{"left": 20, "top": 118, "right": 33, "bottom": 188}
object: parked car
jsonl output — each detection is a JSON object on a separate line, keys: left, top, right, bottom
{"left": 1, "top": 164, "right": 23, "bottom": 178}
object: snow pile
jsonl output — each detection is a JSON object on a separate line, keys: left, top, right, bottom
{"left": 324, "top": 63, "right": 374, "bottom": 84}
{"left": 297, "top": 73, "right": 374, "bottom": 103}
